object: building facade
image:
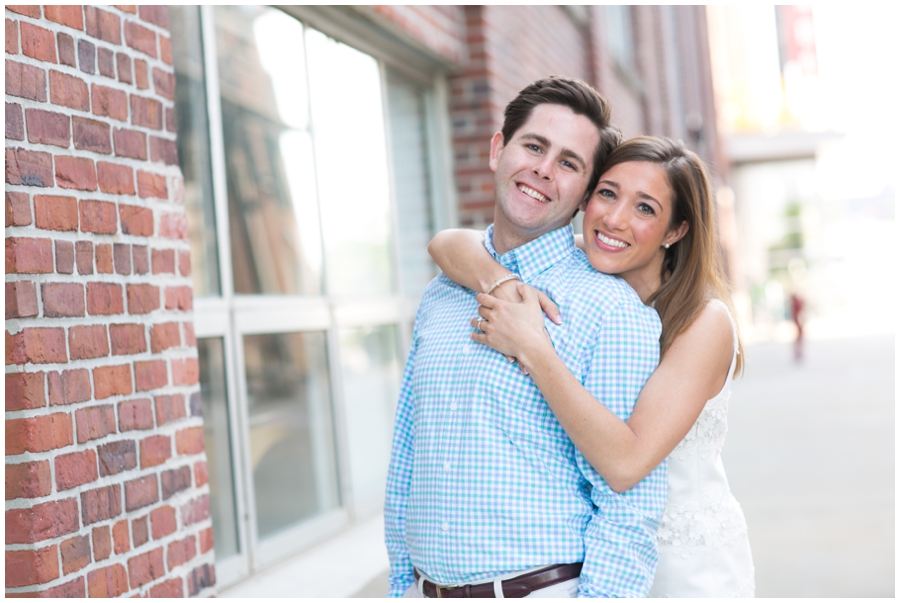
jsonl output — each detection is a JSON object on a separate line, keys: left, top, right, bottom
{"left": 6, "top": 5, "right": 722, "bottom": 596}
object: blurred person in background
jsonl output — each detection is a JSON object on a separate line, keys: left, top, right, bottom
{"left": 790, "top": 292, "right": 805, "bottom": 362}
{"left": 430, "top": 136, "right": 756, "bottom": 597}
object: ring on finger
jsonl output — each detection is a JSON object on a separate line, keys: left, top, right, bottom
{"left": 476, "top": 316, "right": 486, "bottom": 331}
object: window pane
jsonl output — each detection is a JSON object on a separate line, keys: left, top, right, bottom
{"left": 170, "top": 5, "right": 221, "bottom": 297}
{"left": 214, "top": 6, "right": 323, "bottom": 295}
{"left": 338, "top": 325, "right": 402, "bottom": 514}
{"left": 197, "top": 337, "right": 239, "bottom": 560}
{"left": 386, "top": 70, "right": 438, "bottom": 299}
{"left": 306, "top": 29, "right": 396, "bottom": 297}
{"left": 243, "top": 332, "right": 340, "bottom": 539}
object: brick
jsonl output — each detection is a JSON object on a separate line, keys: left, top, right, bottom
{"left": 149, "top": 134, "right": 178, "bottom": 165}
{"left": 33, "top": 195, "right": 77, "bottom": 232}
{"left": 20, "top": 22, "right": 57, "bottom": 64}
{"left": 187, "top": 562, "right": 215, "bottom": 596}
{"left": 98, "top": 439, "right": 137, "bottom": 476}
{"left": 131, "top": 94, "right": 162, "bottom": 129}
{"left": 49, "top": 69, "right": 90, "bottom": 111}
{"left": 127, "top": 547, "right": 165, "bottom": 588}
{"left": 112, "top": 519, "right": 130, "bottom": 554}
{"left": 118, "top": 398, "right": 153, "bottom": 431}
{"left": 36, "top": 575, "right": 86, "bottom": 597}
{"left": 98, "top": 46, "right": 115, "bottom": 78}
{"left": 194, "top": 460, "right": 209, "bottom": 488}
{"left": 154, "top": 394, "right": 186, "bottom": 426}
{"left": 84, "top": 7, "right": 122, "bottom": 45}
{"left": 160, "top": 35, "right": 172, "bottom": 65}
{"left": 140, "top": 434, "right": 171, "bottom": 468}
{"left": 134, "top": 57, "right": 148, "bottom": 89}
{"left": 116, "top": 51, "right": 132, "bottom": 84}
{"left": 113, "top": 127, "right": 147, "bottom": 160}
{"left": 199, "top": 527, "right": 214, "bottom": 554}
{"left": 78, "top": 201, "right": 116, "bottom": 237}
{"left": 113, "top": 242, "right": 131, "bottom": 275}
{"left": 77, "top": 38, "right": 95, "bottom": 74}
{"left": 109, "top": 323, "right": 146, "bottom": 355}
{"left": 92, "top": 363, "right": 132, "bottom": 399}
{"left": 6, "top": 327, "right": 68, "bottom": 364}
{"left": 42, "top": 282, "right": 85, "bottom": 317}
{"left": 178, "top": 249, "right": 191, "bottom": 277}
{"left": 175, "top": 426, "right": 204, "bottom": 456}
{"left": 97, "top": 161, "right": 135, "bottom": 195}
{"left": 125, "top": 20, "right": 157, "bottom": 58}
{"left": 55, "top": 156, "right": 98, "bottom": 191}
{"left": 151, "top": 248, "right": 174, "bottom": 274}
{"left": 6, "top": 281, "right": 39, "bottom": 319}
{"left": 6, "top": 6, "right": 41, "bottom": 18}
{"left": 48, "top": 368, "right": 92, "bottom": 405}
{"left": 151, "top": 577, "right": 183, "bottom": 598}
{"left": 5, "top": 371, "right": 45, "bottom": 410}
{"left": 68, "top": 324, "right": 109, "bottom": 359}
{"left": 86, "top": 564, "right": 128, "bottom": 598}
{"left": 5, "top": 59, "right": 47, "bottom": 102}
{"left": 6, "top": 18, "right": 18, "bottom": 54}
{"left": 55, "top": 449, "right": 99, "bottom": 491}
{"left": 56, "top": 240, "right": 74, "bottom": 273}
{"left": 5, "top": 498, "right": 78, "bottom": 544}
{"left": 6, "top": 191, "right": 30, "bottom": 226}
{"left": 167, "top": 535, "right": 196, "bottom": 570}
{"left": 6, "top": 101, "right": 24, "bottom": 141}
{"left": 60, "top": 534, "right": 92, "bottom": 575}
{"left": 92, "top": 525, "right": 112, "bottom": 561}
{"left": 125, "top": 475, "right": 159, "bottom": 512}
{"left": 81, "top": 484, "right": 122, "bottom": 525}
{"left": 132, "top": 514, "right": 148, "bottom": 546}
{"left": 151, "top": 68, "right": 175, "bottom": 101}
{"left": 126, "top": 283, "right": 160, "bottom": 314}
{"left": 88, "top": 86, "right": 128, "bottom": 124}
{"left": 115, "top": 5, "right": 137, "bottom": 14}
{"left": 86, "top": 282, "right": 124, "bottom": 316}
{"left": 75, "top": 241, "right": 93, "bottom": 274}
{"left": 139, "top": 5, "right": 169, "bottom": 28}
{"left": 25, "top": 108, "right": 70, "bottom": 147}
{"left": 6, "top": 147, "right": 53, "bottom": 187}
{"left": 165, "top": 105, "right": 175, "bottom": 132}
{"left": 133, "top": 244, "right": 149, "bottom": 274}
{"left": 95, "top": 242, "right": 112, "bottom": 273}
{"left": 119, "top": 203, "right": 153, "bottom": 235}
{"left": 57, "top": 32, "right": 75, "bottom": 66}
{"left": 44, "top": 5, "right": 85, "bottom": 30}
{"left": 150, "top": 322, "right": 180, "bottom": 353}
{"left": 161, "top": 465, "right": 191, "bottom": 499}
{"left": 135, "top": 359, "right": 167, "bottom": 391}
{"left": 172, "top": 172, "right": 184, "bottom": 201}
{"left": 6, "top": 412, "right": 72, "bottom": 455}
{"left": 150, "top": 505, "right": 176, "bottom": 539}
{"left": 75, "top": 404, "right": 116, "bottom": 443}
{"left": 6, "top": 460, "right": 52, "bottom": 500}
{"left": 172, "top": 357, "right": 199, "bottom": 386}
{"left": 5, "top": 545, "right": 60, "bottom": 588}
{"left": 137, "top": 170, "right": 167, "bottom": 199}
{"left": 160, "top": 216, "right": 189, "bottom": 244}
{"left": 73, "top": 116, "right": 112, "bottom": 153}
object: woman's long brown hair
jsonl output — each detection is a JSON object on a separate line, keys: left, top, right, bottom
{"left": 599, "top": 137, "right": 744, "bottom": 375}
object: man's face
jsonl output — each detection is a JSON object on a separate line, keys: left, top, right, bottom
{"left": 489, "top": 103, "right": 601, "bottom": 254}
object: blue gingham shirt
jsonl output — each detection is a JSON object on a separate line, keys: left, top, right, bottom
{"left": 384, "top": 225, "right": 665, "bottom": 597}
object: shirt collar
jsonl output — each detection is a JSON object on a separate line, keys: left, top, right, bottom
{"left": 483, "top": 223, "right": 577, "bottom": 282}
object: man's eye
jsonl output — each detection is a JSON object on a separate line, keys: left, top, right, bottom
{"left": 526, "top": 143, "right": 541, "bottom": 152}
{"left": 561, "top": 160, "right": 575, "bottom": 170}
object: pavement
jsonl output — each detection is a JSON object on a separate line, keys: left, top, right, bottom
{"left": 219, "top": 330, "right": 895, "bottom": 598}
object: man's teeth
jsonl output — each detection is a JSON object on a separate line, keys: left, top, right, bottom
{"left": 518, "top": 184, "right": 550, "bottom": 203}
{"left": 597, "top": 232, "right": 628, "bottom": 248}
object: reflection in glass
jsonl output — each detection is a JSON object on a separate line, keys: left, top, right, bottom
{"left": 214, "top": 6, "right": 323, "bottom": 295}
{"left": 306, "top": 29, "right": 396, "bottom": 297}
{"left": 198, "top": 337, "right": 239, "bottom": 560}
{"left": 339, "top": 325, "right": 402, "bottom": 515}
{"left": 169, "top": 5, "right": 220, "bottom": 297}
{"left": 386, "top": 70, "right": 438, "bottom": 299}
{"left": 243, "top": 332, "right": 340, "bottom": 539}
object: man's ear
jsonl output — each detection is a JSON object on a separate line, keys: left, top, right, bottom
{"left": 488, "top": 131, "right": 505, "bottom": 173}
{"left": 664, "top": 220, "right": 689, "bottom": 247}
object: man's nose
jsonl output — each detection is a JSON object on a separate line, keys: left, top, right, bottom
{"left": 532, "top": 155, "right": 554, "bottom": 180}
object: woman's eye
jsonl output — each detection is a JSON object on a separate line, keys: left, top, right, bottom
{"left": 597, "top": 188, "right": 615, "bottom": 199}
{"left": 637, "top": 203, "right": 655, "bottom": 215}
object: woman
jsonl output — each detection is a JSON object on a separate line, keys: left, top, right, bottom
{"left": 428, "top": 137, "right": 754, "bottom": 597}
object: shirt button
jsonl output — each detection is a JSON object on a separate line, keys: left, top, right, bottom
{"left": 461, "top": 344, "right": 471, "bottom": 354}
{"left": 443, "top": 462, "right": 451, "bottom": 472}
{"left": 442, "top": 522, "right": 450, "bottom": 532}
{"left": 450, "top": 403, "right": 458, "bottom": 411}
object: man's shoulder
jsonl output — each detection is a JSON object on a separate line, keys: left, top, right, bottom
{"left": 550, "top": 251, "right": 647, "bottom": 311}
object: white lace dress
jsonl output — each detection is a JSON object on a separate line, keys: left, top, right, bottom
{"left": 649, "top": 301, "right": 755, "bottom": 597}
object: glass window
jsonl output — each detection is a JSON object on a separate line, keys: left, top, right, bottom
{"left": 243, "top": 331, "right": 340, "bottom": 539}
{"left": 606, "top": 6, "right": 636, "bottom": 69}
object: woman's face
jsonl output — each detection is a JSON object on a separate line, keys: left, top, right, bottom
{"left": 580, "top": 160, "right": 688, "bottom": 301}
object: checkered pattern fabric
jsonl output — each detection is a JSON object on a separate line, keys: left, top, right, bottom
{"left": 384, "top": 225, "right": 666, "bottom": 597}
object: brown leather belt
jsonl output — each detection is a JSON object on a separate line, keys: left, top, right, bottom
{"left": 414, "top": 563, "right": 582, "bottom": 598}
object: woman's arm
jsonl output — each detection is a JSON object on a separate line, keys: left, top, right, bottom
{"left": 472, "top": 286, "right": 734, "bottom": 492}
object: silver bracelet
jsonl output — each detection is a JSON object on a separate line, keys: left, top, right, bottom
{"left": 486, "top": 273, "right": 520, "bottom": 295}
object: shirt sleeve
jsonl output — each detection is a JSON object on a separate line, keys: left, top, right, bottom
{"left": 574, "top": 299, "right": 664, "bottom": 598}
{"left": 384, "top": 331, "right": 419, "bottom": 597}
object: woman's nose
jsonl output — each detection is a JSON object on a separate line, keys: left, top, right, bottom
{"left": 602, "top": 203, "right": 627, "bottom": 229}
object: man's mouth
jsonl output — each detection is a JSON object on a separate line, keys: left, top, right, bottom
{"left": 517, "top": 183, "right": 550, "bottom": 203}
{"left": 595, "top": 231, "right": 629, "bottom": 249}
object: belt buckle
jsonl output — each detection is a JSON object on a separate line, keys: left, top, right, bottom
{"left": 435, "top": 583, "right": 458, "bottom": 598}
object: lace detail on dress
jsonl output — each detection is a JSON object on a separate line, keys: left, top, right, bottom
{"left": 671, "top": 393, "right": 730, "bottom": 461}
{"left": 657, "top": 491, "right": 750, "bottom": 555}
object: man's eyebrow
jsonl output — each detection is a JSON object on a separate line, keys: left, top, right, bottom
{"left": 520, "top": 133, "right": 587, "bottom": 169}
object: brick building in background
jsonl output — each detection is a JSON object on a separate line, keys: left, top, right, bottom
{"left": 7, "top": 5, "right": 723, "bottom": 596}
{"left": 6, "top": 5, "right": 213, "bottom": 597}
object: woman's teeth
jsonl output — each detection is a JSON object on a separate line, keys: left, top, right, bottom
{"left": 596, "top": 232, "right": 628, "bottom": 248}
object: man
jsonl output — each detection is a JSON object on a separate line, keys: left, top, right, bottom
{"left": 385, "top": 77, "right": 665, "bottom": 598}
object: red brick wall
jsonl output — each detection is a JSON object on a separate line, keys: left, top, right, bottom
{"left": 6, "top": 5, "right": 213, "bottom": 597}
